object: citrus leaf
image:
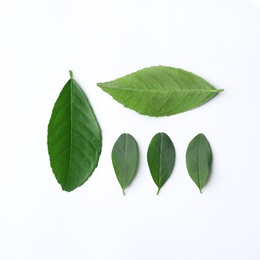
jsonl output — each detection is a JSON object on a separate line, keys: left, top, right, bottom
{"left": 186, "top": 133, "right": 212, "bottom": 193}
{"left": 147, "top": 133, "right": 175, "bottom": 194}
{"left": 97, "top": 66, "right": 223, "bottom": 117}
{"left": 47, "top": 71, "right": 102, "bottom": 192}
{"left": 112, "top": 133, "right": 139, "bottom": 195}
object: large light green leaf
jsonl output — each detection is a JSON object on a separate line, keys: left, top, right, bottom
{"left": 186, "top": 133, "right": 212, "bottom": 193}
{"left": 47, "top": 71, "right": 102, "bottom": 192}
{"left": 147, "top": 133, "right": 175, "bottom": 194}
{"left": 112, "top": 133, "right": 139, "bottom": 195}
{"left": 97, "top": 66, "right": 223, "bottom": 117}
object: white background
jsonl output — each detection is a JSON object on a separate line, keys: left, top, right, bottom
{"left": 1, "top": 0, "right": 260, "bottom": 259}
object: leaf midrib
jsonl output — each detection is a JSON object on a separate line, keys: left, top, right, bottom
{"left": 100, "top": 86, "right": 223, "bottom": 93}
{"left": 64, "top": 79, "right": 74, "bottom": 190}
{"left": 122, "top": 135, "right": 127, "bottom": 192}
{"left": 197, "top": 137, "right": 202, "bottom": 192}
{"left": 158, "top": 134, "right": 163, "bottom": 193}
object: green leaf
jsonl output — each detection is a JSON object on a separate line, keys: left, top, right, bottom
{"left": 111, "top": 133, "right": 139, "bottom": 195}
{"left": 147, "top": 133, "right": 175, "bottom": 194}
{"left": 47, "top": 71, "right": 102, "bottom": 192}
{"left": 97, "top": 66, "right": 223, "bottom": 117}
{"left": 186, "top": 133, "right": 212, "bottom": 193}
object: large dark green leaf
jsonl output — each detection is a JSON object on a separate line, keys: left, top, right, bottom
{"left": 112, "top": 133, "right": 139, "bottom": 195}
{"left": 47, "top": 71, "right": 102, "bottom": 192}
{"left": 147, "top": 133, "right": 175, "bottom": 194}
{"left": 97, "top": 66, "right": 223, "bottom": 117}
{"left": 186, "top": 133, "right": 212, "bottom": 193}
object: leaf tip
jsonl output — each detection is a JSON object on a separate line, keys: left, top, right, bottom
{"left": 96, "top": 82, "right": 105, "bottom": 89}
{"left": 156, "top": 188, "right": 160, "bottom": 195}
{"left": 69, "top": 70, "right": 73, "bottom": 79}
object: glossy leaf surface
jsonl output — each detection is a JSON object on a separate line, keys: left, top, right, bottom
{"left": 186, "top": 133, "right": 212, "bottom": 193}
{"left": 147, "top": 133, "right": 175, "bottom": 194}
{"left": 112, "top": 133, "right": 139, "bottom": 195}
{"left": 47, "top": 71, "right": 102, "bottom": 192}
{"left": 97, "top": 66, "right": 223, "bottom": 117}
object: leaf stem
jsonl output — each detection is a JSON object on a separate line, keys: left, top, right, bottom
{"left": 122, "top": 189, "right": 126, "bottom": 196}
{"left": 69, "top": 70, "right": 73, "bottom": 79}
{"left": 157, "top": 188, "right": 160, "bottom": 195}
{"left": 217, "top": 89, "right": 224, "bottom": 93}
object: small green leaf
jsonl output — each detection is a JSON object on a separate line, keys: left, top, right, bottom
{"left": 47, "top": 71, "right": 102, "bottom": 192}
{"left": 111, "top": 133, "right": 139, "bottom": 195}
{"left": 186, "top": 133, "right": 212, "bottom": 193}
{"left": 97, "top": 66, "right": 223, "bottom": 117}
{"left": 147, "top": 133, "right": 175, "bottom": 194}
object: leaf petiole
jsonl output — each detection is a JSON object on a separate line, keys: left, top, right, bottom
{"left": 69, "top": 70, "right": 73, "bottom": 79}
